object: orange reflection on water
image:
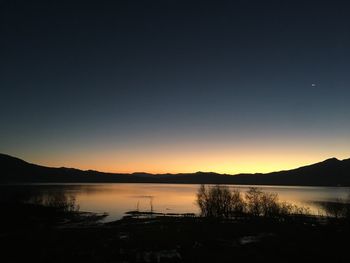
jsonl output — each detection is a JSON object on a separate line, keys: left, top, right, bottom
{"left": 62, "top": 183, "right": 350, "bottom": 221}
{"left": 75, "top": 184, "right": 199, "bottom": 219}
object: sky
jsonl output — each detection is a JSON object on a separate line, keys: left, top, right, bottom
{"left": 1, "top": 0, "right": 350, "bottom": 174}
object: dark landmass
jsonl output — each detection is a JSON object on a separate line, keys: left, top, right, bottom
{"left": 1, "top": 153, "right": 350, "bottom": 186}
{"left": 1, "top": 200, "right": 350, "bottom": 263}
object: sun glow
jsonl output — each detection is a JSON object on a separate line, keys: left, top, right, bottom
{"left": 27, "top": 147, "right": 350, "bottom": 175}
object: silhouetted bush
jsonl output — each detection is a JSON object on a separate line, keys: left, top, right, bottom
{"left": 230, "top": 188, "right": 246, "bottom": 216}
{"left": 245, "top": 187, "right": 265, "bottom": 216}
{"left": 197, "top": 185, "right": 245, "bottom": 218}
{"left": 317, "top": 192, "right": 350, "bottom": 220}
{"left": 28, "top": 192, "right": 79, "bottom": 213}
{"left": 245, "top": 187, "right": 309, "bottom": 218}
{"left": 197, "top": 185, "right": 309, "bottom": 219}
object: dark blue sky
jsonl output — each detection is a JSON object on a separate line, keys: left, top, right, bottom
{"left": 1, "top": 0, "right": 349, "bottom": 173}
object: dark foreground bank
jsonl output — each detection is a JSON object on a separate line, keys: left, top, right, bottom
{"left": 1, "top": 201, "right": 350, "bottom": 263}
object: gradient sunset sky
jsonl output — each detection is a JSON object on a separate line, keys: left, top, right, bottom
{"left": 1, "top": 0, "right": 349, "bottom": 174}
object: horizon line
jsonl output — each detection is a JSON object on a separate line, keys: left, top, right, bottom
{"left": 1, "top": 153, "right": 348, "bottom": 176}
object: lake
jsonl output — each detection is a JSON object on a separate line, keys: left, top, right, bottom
{"left": 3, "top": 183, "right": 350, "bottom": 221}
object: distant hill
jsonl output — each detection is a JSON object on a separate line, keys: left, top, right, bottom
{"left": 1, "top": 153, "right": 350, "bottom": 186}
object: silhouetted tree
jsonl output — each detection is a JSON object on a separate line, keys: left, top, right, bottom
{"left": 244, "top": 187, "right": 307, "bottom": 218}
{"left": 197, "top": 185, "right": 309, "bottom": 219}
{"left": 245, "top": 187, "right": 264, "bottom": 216}
{"left": 230, "top": 189, "right": 245, "bottom": 217}
{"left": 197, "top": 184, "right": 243, "bottom": 218}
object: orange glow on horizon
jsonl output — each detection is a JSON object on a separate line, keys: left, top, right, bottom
{"left": 28, "top": 150, "right": 350, "bottom": 175}
{"left": 17, "top": 133, "right": 350, "bottom": 175}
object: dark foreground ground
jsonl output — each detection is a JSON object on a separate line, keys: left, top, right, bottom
{"left": 1, "top": 203, "right": 350, "bottom": 263}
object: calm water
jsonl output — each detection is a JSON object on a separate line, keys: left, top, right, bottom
{"left": 4, "top": 183, "right": 350, "bottom": 221}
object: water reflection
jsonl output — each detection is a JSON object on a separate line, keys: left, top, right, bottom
{"left": 2, "top": 184, "right": 350, "bottom": 221}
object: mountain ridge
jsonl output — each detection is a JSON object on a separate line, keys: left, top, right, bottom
{"left": 1, "top": 153, "right": 350, "bottom": 186}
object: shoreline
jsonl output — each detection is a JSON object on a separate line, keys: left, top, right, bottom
{"left": 2, "top": 208, "right": 350, "bottom": 262}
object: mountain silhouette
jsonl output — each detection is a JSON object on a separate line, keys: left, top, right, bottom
{"left": 1, "top": 153, "right": 350, "bottom": 186}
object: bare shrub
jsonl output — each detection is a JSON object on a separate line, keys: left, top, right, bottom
{"left": 245, "top": 187, "right": 263, "bottom": 216}
{"left": 318, "top": 193, "right": 350, "bottom": 220}
{"left": 196, "top": 185, "right": 244, "bottom": 218}
{"left": 28, "top": 192, "right": 79, "bottom": 213}
{"left": 197, "top": 185, "right": 309, "bottom": 219}
{"left": 197, "top": 184, "right": 210, "bottom": 217}
{"left": 230, "top": 189, "right": 245, "bottom": 216}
